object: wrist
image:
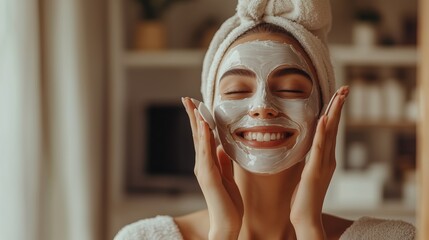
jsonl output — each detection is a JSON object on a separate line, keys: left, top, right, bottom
{"left": 209, "top": 228, "right": 240, "bottom": 240}
{"left": 208, "top": 215, "right": 242, "bottom": 240}
{"left": 292, "top": 219, "right": 326, "bottom": 240}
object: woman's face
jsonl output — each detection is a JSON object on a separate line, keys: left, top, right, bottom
{"left": 212, "top": 32, "right": 321, "bottom": 174}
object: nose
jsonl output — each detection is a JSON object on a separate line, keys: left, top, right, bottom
{"left": 249, "top": 107, "right": 279, "bottom": 119}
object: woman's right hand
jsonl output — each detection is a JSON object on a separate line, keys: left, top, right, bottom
{"left": 182, "top": 97, "right": 243, "bottom": 240}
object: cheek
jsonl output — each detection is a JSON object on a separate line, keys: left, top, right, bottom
{"left": 273, "top": 98, "right": 319, "bottom": 136}
{"left": 213, "top": 99, "right": 250, "bottom": 128}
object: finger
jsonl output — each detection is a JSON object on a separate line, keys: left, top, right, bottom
{"left": 216, "top": 146, "right": 243, "bottom": 214}
{"left": 217, "top": 146, "right": 234, "bottom": 181}
{"left": 210, "top": 128, "right": 219, "bottom": 165}
{"left": 324, "top": 87, "right": 348, "bottom": 164}
{"left": 307, "top": 115, "right": 328, "bottom": 172}
{"left": 194, "top": 108, "right": 216, "bottom": 153}
{"left": 197, "top": 117, "right": 220, "bottom": 173}
{"left": 194, "top": 110, "right": 208, "bottom": 170}
{"left": 182, "top": 97, "right": 199, "bottom": 148}
{"left": 326, "top": 86, "right": 348, "bottom": 132}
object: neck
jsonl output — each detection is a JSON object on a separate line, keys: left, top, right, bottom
{"left": 234, "top": 161, "right": 304, "bottom": 240}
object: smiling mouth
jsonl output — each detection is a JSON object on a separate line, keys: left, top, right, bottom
{"left": 233, "top": 126, "right": 297, "bottom": 149}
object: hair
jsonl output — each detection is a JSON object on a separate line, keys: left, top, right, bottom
{"left": 236, "top": 22, "right": 306, "bottom": 59}
{"left": 239, "top": 22, "right": 295, "bottom": 40}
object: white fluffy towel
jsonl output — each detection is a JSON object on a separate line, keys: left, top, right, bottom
{"left": 201, "top": 0, "right": 335, "bottom": 112}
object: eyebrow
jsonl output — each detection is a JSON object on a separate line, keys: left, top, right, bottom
{"left": 220, "top": 68, "right": 256, "bottom": 81}
{"left": 271, "top": 68, "right": 312, "bottom": 82}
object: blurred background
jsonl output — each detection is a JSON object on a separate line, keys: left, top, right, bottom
{"left": 0, "top": 0, "right": 419, "bottom": 239}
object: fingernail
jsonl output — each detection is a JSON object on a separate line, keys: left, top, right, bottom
{"left": 190, "top": 98, "right": 201, "bottom": 107}
{"left": 318, "top": 115, "right": 325, "bottom": 124}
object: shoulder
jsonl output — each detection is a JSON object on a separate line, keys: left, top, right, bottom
{"left": 339, "top": 216, "right": 416, "bottom": 240}
{"left": 322, "top": 213, "right": 354, "bottom": 240}
{"left": 174, "top": 210, "right": 210, "bottom": 240}
{"left": 114, "top": 215, "right": 184, "bottom": 240}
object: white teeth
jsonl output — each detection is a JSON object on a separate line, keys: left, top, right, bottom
{"left": 241, "top": 132, "right": 289, "bottom": 142}
{"left": 263, "top": 133, "right": 271, "bottom": 141}
{"left": 244, "top": 132, "right": 251, "bottom": 140}
{"left": 257, "top": 133, "right": 264, "bottom": 141}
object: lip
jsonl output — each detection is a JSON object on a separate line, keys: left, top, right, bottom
{"left": 233, "top": 126, "right": 297, "bottom": 149}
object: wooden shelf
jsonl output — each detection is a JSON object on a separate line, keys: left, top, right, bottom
{"left": 124, "top": 49, "right": 205, "bottom": 68}
{"left": 122, "top": 46, "right": 418, "bottom": 68}
{"left": 330, "top": 45, "right": 418, "bottom": 66}
{"left": 346, "top": 120, "right": 416, "bottom": 130}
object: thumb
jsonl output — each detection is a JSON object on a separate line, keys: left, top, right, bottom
{"left": 216, "top": 146, "right": 234, "bottom": 181}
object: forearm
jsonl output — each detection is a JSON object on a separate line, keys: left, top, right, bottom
{"left": 293, "top": 219, "right": 326, "bottom": 240}
{"left": 207, "top": 212, "right": 242, "bottom": 240}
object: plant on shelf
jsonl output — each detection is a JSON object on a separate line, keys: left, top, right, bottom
{"left": 355, "top": 8, "right": 381, "bottom": 24}
{"left": 137, "top": 0, "right": 188, "bottom": 20}
{"left": 134, "top": 0, "right": 189, "bottom": 50}
{"left": 353, "top": 8, "right": 382, "bottom": 48}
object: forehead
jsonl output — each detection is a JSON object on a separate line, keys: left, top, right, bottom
{"left": 220, "top": 32, "right": 317, "bottom": 78}
{"left": 229, "top": 32, "right": 297, "bottom": 51}
{"left": 219, "top": 41, "right": 311, "bottom": 81}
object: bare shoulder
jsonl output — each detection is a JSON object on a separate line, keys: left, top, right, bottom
{"left": 322, "top": 213, "right": 354, "bottom": 240}
{"left": 174, "top": 209, "right": 210, "bottom": 240}
{"left": 174, "top": 211, "right": 352, "bottom": 240}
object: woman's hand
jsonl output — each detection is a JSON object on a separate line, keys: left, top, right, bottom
{"left": 182, "top": 97, "right": 244, "bottom": 240}
{"left": 290, "top": 86, "right": 349, "bottom": 240}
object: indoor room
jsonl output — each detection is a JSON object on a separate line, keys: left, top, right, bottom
{"left": 1, "top": 0, "right": 428, "bottom": 239}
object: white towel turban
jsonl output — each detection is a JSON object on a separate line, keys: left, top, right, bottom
{"left": 201, "top": 0, "right": 335, "bottom": 113}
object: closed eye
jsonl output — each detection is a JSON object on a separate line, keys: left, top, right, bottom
{"left": 219, "top": 68, "right": 256, "bottom": 100}
{"left": 269, "top": 67, "right": 313, "bottom": 99}
{"left": 224, "top": 90, "right": 253, "bottom": 95}
{"left": 275, "top": 90, "right": 305, "bottom": 93}
{"left": 274, "top": 89, "right": 308, "bottom": 99}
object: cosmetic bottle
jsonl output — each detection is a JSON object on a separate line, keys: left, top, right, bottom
{"left": 366, "top": 81, "right": 383, "bottom": 121}
{"left": 349, "top": 76, "right": 367, "bottom": 121}
{"left": 382, "top": 75, "right": 405, "bottom": 121}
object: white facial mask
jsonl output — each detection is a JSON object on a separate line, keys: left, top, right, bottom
{"left": 213, "top": 40, "right": 321, "bottom": 174}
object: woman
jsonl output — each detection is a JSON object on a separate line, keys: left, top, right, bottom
{"left": 115, "top": 0, "right": 415, "bottom": 239}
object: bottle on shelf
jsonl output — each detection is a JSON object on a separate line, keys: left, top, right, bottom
{"left": 348, "top": 70, "right": 368, "bottom": 121}
{"left": 348, "top": 68, "right": 383, "bottom": 122}
{"left": 381, "top": 68, "right": 406, "bottom": 122}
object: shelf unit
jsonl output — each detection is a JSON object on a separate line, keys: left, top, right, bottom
{"left": 121, "top": 46, "right": 418, "bottom": 68}
{"left": 325, "top": 45, "right": 417, "bottom": 222}
{"left": 329, "top": 45, "right": 417, "bottom": 160}
{"left": 330, "top": 45, "right": 418, "bottom": 66}
{"left": 124, "top": 50, "right": 205, "bottom": 68}
{"left": 346, "top": 120, "right": 416, "bottom": 130}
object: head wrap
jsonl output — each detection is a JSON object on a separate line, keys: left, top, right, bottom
{"left": 201, "top": 0, "right": 335, "bottom": 112}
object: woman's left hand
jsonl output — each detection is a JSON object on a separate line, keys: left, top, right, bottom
{"left": 290, "top": 86, "right": 349, "bottom": 240}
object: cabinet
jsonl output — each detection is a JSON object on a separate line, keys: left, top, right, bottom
{"left": 324, "top": 46, "right": 417, "bottom": 223}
